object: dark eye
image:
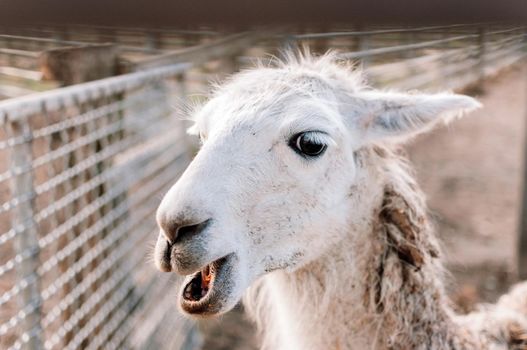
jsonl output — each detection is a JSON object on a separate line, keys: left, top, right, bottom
{"left": 289, "top": 132, "right": 328, "bottom": 158}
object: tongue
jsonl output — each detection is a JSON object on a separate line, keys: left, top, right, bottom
{"left": 201, "top": 265, "right": 212, "bottom": 290}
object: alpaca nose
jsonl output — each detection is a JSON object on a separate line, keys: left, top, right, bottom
{"left": 159, "top": 218, "right": 211, "bottom": 244}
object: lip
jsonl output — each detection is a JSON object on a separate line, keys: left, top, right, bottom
{"left": 179, "top": 253, "right": 236, "bottom": 316}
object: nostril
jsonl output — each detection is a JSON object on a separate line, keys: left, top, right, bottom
{"left": 162, "top": 218, "right": 211, "bottom": 243}
{"left": 178, "top": 223, "right": 200, "bottom": 239}
{"left": 175, "top": 219, "right": 211, "bottom": 242}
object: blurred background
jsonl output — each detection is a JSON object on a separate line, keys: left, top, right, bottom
{"left": 0, "top": 1, "right": 526, "bottom": 349}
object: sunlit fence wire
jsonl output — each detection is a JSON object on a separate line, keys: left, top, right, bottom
{"left": 0, "top": 24, "right": 526, "bottom": 350}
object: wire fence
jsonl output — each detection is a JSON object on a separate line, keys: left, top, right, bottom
{"left": 0, "top": 63, "right": 201, "bottom": 350}
{"left": 285, "top": 24, "right": 527, "bottom": 91}
{"left": 0, "top": 24, "right": 526, "bottom": 350}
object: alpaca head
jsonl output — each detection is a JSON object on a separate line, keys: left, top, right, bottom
{"left": 154, "top": 53, "right": 480, "bottom": 317}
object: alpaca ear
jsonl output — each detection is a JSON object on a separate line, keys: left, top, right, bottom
{"left": 352, "top": 90, "right": 481, "bottom": 143}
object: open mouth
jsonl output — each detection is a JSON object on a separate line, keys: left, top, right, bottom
{"left": 183, "top": 260, "right": 219, "bottom": 302}
{"left": 179, "top": 254, "right": 235, "bottom": 316}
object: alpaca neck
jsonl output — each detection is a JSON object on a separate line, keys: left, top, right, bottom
{"left": 253, "top": 229, "right": 455, "bottom": 350}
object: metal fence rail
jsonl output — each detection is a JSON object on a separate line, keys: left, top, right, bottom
{"left": 0, "top": 24, "right": 526, "bottom": 350}
{"left": 0, "top": 25, "right": 219, "bottom": 53}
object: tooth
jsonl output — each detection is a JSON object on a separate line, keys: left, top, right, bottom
{"left": 201, "top": 289, "right": 207, "bottom": 297}
{"left": 201, "top": 265, "right": 212, "bottom": 289}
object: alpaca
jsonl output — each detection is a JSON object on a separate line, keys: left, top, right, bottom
{"left": 153, "top": 52, "right": 527, "bottom": 350}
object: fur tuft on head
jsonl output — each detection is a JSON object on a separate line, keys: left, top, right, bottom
{"left": 189, "top": 49, "right": 480, "bottom": 147}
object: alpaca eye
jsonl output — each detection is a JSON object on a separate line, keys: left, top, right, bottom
{"left": 290, "top": 132, "right": 327, "bottom": 158}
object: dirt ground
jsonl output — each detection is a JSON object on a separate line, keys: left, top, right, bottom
{"left": 197, "top": 63, "right": 527, "bottom": 349}
{"left": 410, "top": 62, "right": 527, "bottom": 307}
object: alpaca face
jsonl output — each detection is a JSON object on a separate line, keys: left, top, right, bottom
{"left": 154, "top": 55, "right": 480, "bottom": 317}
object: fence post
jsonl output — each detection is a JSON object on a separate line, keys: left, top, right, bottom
{"left": 220, "top": 54, "right": 239, "bottom": 76}
{"left": 358, "top": 34, "right": 371, "bottom": 69}
{"left": 146, "top": 31, "right": 161, "bottom": 51}
{"left": 351, "top": 24, "right": 364, "bottom": 52}
{"left": 519, "top": 77, "right": 527, "bottom": 280}
{"left": 39, "top": 44, "right": 119, "bottom": 86}
{"left": 477, "top": 27, "right": 487, "bottom": 82}
{"left": 281, "top": 34, "right": 296, "bottom": 56}
{"left": 8, "top": 115, "right": 43, "bottom": 350}
{"left": 313, "top": 25, "right": 329, "bottom": 54}
{"left": 172, "top": 73, "right": 198, "bottom": 159}
{"left": 173, "top": 73, "right": 188, "bottom": 125}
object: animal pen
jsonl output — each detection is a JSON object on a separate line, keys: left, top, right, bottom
{"left": 0, "top": 24, "right": 525, "bottom": 350}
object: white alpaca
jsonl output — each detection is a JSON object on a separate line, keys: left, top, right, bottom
{"left": 154, "top": 52, "right": 527, "bottom": 350}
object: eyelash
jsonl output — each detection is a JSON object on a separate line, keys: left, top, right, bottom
{"left": 288, "top": 131, "right": 329, "bottom": 158}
